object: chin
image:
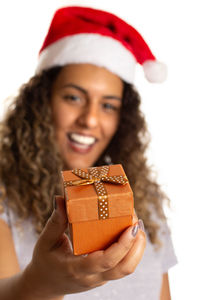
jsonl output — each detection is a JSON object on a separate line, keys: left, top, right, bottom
{"left": 63, "top": 158, "right": 96, "bottom": 170}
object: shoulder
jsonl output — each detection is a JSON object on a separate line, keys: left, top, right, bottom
{"left": 157, "top": 219, "right": 178, "bottom": 273}
{"left": 0, "top": 198, "right": 11, "bottom": 227}
{"left": 0, "top": 199, "right": 38, "bottom": 272}
{"left": 147, "top": 205, "right": 178, "bottom": 272}
{"left": 0, "top": 218, "right": 20, "bottom": 278}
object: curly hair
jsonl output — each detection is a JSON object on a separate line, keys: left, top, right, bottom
{"left": 0, "top": 66, "right": 168, "bottom": 246}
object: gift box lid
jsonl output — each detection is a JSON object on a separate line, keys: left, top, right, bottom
{"left": 61, "top": 164, "right": 134, "bottom": 223}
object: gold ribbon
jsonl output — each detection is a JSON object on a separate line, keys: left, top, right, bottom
{"left": 64, "top": 165, "right": 128, "bottom": 220}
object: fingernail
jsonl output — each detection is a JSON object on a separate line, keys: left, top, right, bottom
{"left": 53, "top": 196, "right": 57, "bottom": 210}
{"left": 138, "top": 219, "right": 145, "bottom": 232}
{"left": 82, "top": 254, "right": 88, "bottom": 257}
{"left": 132, "top": 224, "right": 139, "bottom": 237}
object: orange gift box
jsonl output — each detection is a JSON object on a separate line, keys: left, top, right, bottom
{"left": 61, "top": 164, "right": 134, "bottom": 255}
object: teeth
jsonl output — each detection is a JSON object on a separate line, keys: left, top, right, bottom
{"left": 69, "top": 133, "right": 96, "bottom": 145}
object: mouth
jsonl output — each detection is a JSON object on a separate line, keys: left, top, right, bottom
{"left": 67, "top": 132, "right": 98, "bottom": 153}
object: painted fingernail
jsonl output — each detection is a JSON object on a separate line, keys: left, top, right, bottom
{"left": 132, "top": 224, "right": 139, "bottom": 237}
{"left": 82, "top": 254, "right": 88, "bottom": 257}
{"left": 138, "top": 219, "right": 145, "bottom": 232}
{"left": 53, "top": 196, "right": 57, "bottom": 210}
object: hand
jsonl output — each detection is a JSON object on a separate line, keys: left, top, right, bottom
{"left": 22, "top": 196, "right": 146, "bottom": 300}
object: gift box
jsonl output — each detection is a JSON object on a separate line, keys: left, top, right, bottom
{"left": 61, "top": 164, "right": 134, "bottom": 255}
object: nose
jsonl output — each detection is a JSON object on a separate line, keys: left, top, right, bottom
{"left": 77, "top": 102, "right": 99, "bottom": 129}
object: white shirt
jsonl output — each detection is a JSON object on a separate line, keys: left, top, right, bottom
{"left": 0, "top": 202, "right": 177, "bottom": 300}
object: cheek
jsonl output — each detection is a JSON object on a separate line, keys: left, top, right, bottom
{"left": 102, "top": 116, "right": 119, "bottom": 140}
{"left": 53, "top": 105, "right": 74, "bottom": 130}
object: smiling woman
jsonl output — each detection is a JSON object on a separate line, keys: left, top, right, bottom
{"left": 51, "top": 64, "right": 123, "bottom": 169}
{"left": 0, "top": 5, "right": 176, "bottom": 300}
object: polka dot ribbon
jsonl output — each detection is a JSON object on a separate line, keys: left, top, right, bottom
{"left": 64, "top": 166, "right": 128, "bottom": 220}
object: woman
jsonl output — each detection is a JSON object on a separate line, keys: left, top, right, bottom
{"left": 0, "top": 6, "right": 177, "bottom": 300}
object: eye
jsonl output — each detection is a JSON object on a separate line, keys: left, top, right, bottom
{"left": 102, "top": 102, "right": 119, "bottom": 112}
{"left": 62, "top": 94, "right": 81, "bottom": 103}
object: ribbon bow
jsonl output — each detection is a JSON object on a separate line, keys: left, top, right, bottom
{"left": 64, "top": 165, "right": 128, "bottom": 220}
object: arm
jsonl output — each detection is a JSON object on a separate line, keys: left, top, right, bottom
{"left": 0, "top": 219, "right": 63, "bottom": 300}
{"left": 0, "top": 196, "right": 146, "bottom": 299}
{"left": 160, "top": 273, "right": 171, "bottom": 300}
{"left": 0, "top": 219, "right": 20, "bottom": 278}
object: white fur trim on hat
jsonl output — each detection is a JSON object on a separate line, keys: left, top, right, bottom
{"left": 36, "top": 33, "right": 137, "bottom": 84}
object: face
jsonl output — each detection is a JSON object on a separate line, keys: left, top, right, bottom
{"left": 51, "top": 64, "right": 123, "bottom": 169}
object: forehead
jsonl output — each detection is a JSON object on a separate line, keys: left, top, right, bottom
{"left": 53, "top": 64, "right": 123, "bottom": 95}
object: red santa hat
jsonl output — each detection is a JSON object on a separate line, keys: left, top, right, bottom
{"left": 36, "top": 6, "right": 167, "bottom": 83}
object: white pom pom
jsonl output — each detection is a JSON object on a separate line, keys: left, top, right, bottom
{"left": 143, "top": 60, "right": 167, "bottom": 83}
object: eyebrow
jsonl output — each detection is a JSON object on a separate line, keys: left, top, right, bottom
{"left": 60, "top": 83, "right": 122, "bottom": 101}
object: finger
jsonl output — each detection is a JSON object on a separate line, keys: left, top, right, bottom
{"left": 102, "top": 227, "right": 146, "bottom": 280}
{"left": 38, "top": 195, "right": 69, "bottom": 250}
{"left": 76, "top": 224, "right": 139, "bottom": 274}
{"left": 132, "top": 213, "right": 138, "bottom": 225}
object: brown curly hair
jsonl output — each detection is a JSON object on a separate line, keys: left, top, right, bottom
{"left": 0, "top": 66, "right": 168, "bottom": 246}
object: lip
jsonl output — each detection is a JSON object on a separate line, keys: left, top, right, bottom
{"left": 69, "top": 131, "right": 98, "bottom": 138}
{"left": 66, "top": 132, "right": 98, "bottom": 154}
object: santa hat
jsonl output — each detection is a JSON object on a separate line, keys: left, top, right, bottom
{"left": 36, "top": 6, "right": 167, "bottom": 83}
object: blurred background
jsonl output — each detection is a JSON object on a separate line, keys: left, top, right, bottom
{"left": 0, "top": 0, "right": 199, "bottom": 298}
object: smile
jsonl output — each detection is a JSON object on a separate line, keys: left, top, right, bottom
{"left": 67, "top": 133, "right": 97, "bottom": 153}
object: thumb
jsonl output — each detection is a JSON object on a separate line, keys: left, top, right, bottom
{"left": 39, "top": 195, "right": 69, "bottom": 250}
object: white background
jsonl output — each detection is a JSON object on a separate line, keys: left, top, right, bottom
{"left": 0, "top": 0, "right": 199, "bottom": 299}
